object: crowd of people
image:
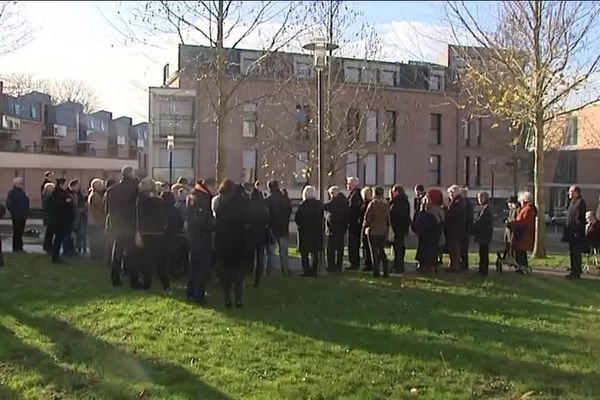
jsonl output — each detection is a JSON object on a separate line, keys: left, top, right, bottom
{"left": 1, "top": 167, "right": 599, "bottom": 303}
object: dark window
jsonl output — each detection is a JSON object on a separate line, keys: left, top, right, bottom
{"left": 347, "top": 108, "right": 359, "bottom": 137}
{"left": 430, "top": 113, "right": 442, "bottom": 145}
{"left": 475, "top": 118, "right": 482, "bottom": 147}
{"left": 464, "top": 156, "right": 470, "bottom": 187}
{"left": 463, "top": 119, "right": 470, "bottom": 147}
{"left": 565, "top": 115, "right": 578, "bottom": 146}
{"left": 475, "top": 156, "right": 481, "bottom": 187}
{"left": 295, "top": 104, "right": 311, "bottom": 139}
{"left": 430, "top": 154, "right": 441, "bottom": 186}
{"left": 385, "top": 110, "right": 397, "bottom": 142}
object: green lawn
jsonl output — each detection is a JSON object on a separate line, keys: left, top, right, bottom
{"left": 1, "top": 254, "right": 600, "bottom": 399}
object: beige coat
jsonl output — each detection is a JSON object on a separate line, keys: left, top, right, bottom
{"left": 363, "top": 198, "right": 390, "bottom": 236}
{"left": 87, "top": 191, "right": 105, "bottom": 226}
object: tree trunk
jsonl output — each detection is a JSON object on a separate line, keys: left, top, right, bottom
{"left": 533, "top": 112, "right": 546, "bottom": 257}
{"left": 215, "top": 108, "right": 226, "bottom": 181}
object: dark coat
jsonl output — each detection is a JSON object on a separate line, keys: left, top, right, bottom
{"left": 248, "top": 194, "right": 270, "bottom": 246}
{"left": 508, "top": 202, "right": 537, "bottom": 252}
{"left": 184, "top": 185, "right": 214, "bottom": 250}
{"left": 164, "top": 202, "right": 184, "bottom": 236}
{"left": 137, "top": 196, "right": 167, "bottom": 235}
{"left": 464, "top": 197, "right": 474, "bottom": 235}
{"left": 359, "top": 200, "right": 370, "bottom": 230}
{"left": 413, "top": 210, "right": 443, "bottom": 265}
{"left": 445, "top": 196, "right": 466, "bottom": 241}
{"left": 41, "top": 178, "right": 52, "bottom": 194}
{"left": 596, "top": 202, "right": 600, "bottom": 221}
{"left": 390, "top": 193, "right": 411, "bottom": 236}
{"left": 472, "top": 204, "right": 493, "bottom": 244}
{"left": 347, "top": 188, "right": 363, "bottom": 232}
{"left": 324, "top": 193, "right": 348, "bottom": 237}
{"left": 6, "top": 186, "right": 30, "bottom": 219}
{"left": 47, "top": 186, "right": 74, "bottom": 230}
{"left": 266, "top": 190, "right": 292, "bottom": 238}
{"left": 586, "top": 220, "right": 600, "bottom": 249}
{"left": 215, "top": 190, "right": 251, "bottom": 264}
{"left": 295, "top": 198, "right": 324, "bottom": 252}
{"left": 562, "top": 197, "right": 586, "bottom": 245}
{"left": 504, "top": 207, "right": 519, "bottom": 243}
{"left": 104, "top": 177, "right": 139, "bottom": 237}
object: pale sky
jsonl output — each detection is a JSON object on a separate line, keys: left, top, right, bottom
{"left": 0, "top": 1, "right": 449, "bottom": 124}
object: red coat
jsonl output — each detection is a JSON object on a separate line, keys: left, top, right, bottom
{"left": 508, "top": 202, "right": 537, "bottom": 252}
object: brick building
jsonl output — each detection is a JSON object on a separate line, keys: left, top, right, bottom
{"left": 0, "top": 82, "right": 148, "bottom": 208}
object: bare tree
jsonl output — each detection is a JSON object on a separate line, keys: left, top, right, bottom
{"left": 116, "top": 0, "right": 305, "bottom": 181}
{"left": 259, "top": 0, "right": 391, "bottom": 186}
{"left": 0, "top": 1, "right": 32, "bottom": 56}
{"left": 445, "top": 1, "right": 600, "bottom": 257}
{"left": 1, "top": 73, "right": 100, "bottom": 112}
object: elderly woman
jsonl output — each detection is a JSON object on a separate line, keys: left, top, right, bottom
{"left": 87, "top": 178, "right": 105, "bottom": 260}
{"left": 136, "top": 177, "right": 169, "bottom": 292}
{"left": 359, "top": 186, "right": 373, "bottom": 271}
{"left": 472, "top": 191, "right": 493, "bottom": 276}
{"left": 295, "top": 185, "right": 324, "bottom": 276}
{"left": 508, "top": 191, "right": 537, "bottom": 273}
{"left": 412, "top": 189, "right": 445, "bottom": 274}
{"left": 445, "top": 184, "right": 466, "bottom": 272}
{"left": 42, "top": 182, "right": 56, "bottom": 253}
{"left": 363, "top": 187, "right": 391, "bottom": 278}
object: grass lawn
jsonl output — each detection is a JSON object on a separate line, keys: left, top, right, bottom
{"left": 1, "top": 254, "right": 600, "bottom": 399}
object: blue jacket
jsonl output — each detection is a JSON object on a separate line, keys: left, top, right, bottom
{"left": 6, "top": 186, "right": 30, "bottom": 219}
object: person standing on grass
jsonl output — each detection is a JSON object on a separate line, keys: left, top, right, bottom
{"left": 41, "top": 183, "right": 56, "bottom": 254}
{"left": 266, "top": 180, "right": 292, "bottom": 276}
{"left": 472, "top": 191, "right": 493, "bottom": 276}
{"left": 501, "top": 196, "right": 520, "bottom": 260}
{"left": 413, "top": 184, "right": 426, "bottom": 220}
{"left": 563, "top": 185, "right": 587, "bottom": 279}
{"left": 184, "top": 180, "right": 215, "bottom": 304}
{"left": 295, "top": 186, "right": 324, "bottom": 277}
{"left": 507, "top": 191, "right": 537, "bottom": 274}
{"left": 47, "top": 178, "right": 73, "bottom": 264}
{"left": 87, "top": 179, "right": 106, "bottom": 261}
{"left": 412, "top": 189, "right": 445, "bottom": 274}
{"left": 585, "top": 211, "right": 600, "bottom": 252}
{"left": 324, "top": 186, "right": 348, "bottom": 272}
{"left": 6, "top": 177, "right": 30, "bottom": 253}
{"left": 359, "top": 186, "right": 374, "bottom": 272}
{"left": 363, "top": 187, "right": 391, "bottom": 278}
{"left": 215, "top": 184, "right": 251, "bottom": 308}
{"left": 461, "top": 187, "right": 474, "bottom": 271}
{"left": 248, "top": 187, "right": 270, "bottom": 287}
{"left": 445, "top": 185, "right": 466, "bottom": 272}
{"left": 104, "top": 166, "right": 139, "bottom": 287}
{"left": 161, "top": 191, "right": 185, "bottom": 278}
{"left": 40, "top": 170, "right": 54, "bottom": 195}
{"left": 389, "top": 185, "right": 411, "bottom": 274}
{"left": 346, "top": 177, "right": 363, "bottom": 271}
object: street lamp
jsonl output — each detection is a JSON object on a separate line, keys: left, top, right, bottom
{"left": 303, "top": 38, "right": 338, "bottom": 202}
{"left": 166, "top": 134, "right": 175, "bottom": 185}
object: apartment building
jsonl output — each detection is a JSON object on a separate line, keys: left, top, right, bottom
{"left": 149, "top": 44, "right": 522, "bottom": 199}
{"left": 0, "top": 82, "right": 147, "bottom": 208}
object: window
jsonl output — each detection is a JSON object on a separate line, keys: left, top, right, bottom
{"left": 241, "top": 52, "right": 260, "bottom": 75}
{"left": 366, "top": 110, "right": 377, "bottom": 142}
{"left": 565, "top": 115, "right": 578, "bottom": 146}
{"left": 429, "top": 71, "right": 444, "bottom": 91}
{"left": 362, "top": 68, "right": 377, "bottom": 84}
{"left": 384, "top": 154, "right": 396, "bottom": 186}
{"left": 346, "top": 108, "right": 359, "bottom": 137}
{"left": 242, "top": 149, "right": 257, "bottom": 182}
{"left": 117, "top": 136, "right": 126, "bottom": 146}
{"left": 429, "top": 155, "right": 441, "bottom": 186}
{"left": 295, "top": 104, "right": 310, "bottom": 138}
{"left": 475, "top": 156, "right": 481, "bottom": 187}
{"left": 474, "top": 118, "right": 482, "bottom": 147}
{"left": 14, "top": 104, "right": 21, "bottom": 115}
{"left": 346, "top": 152, "right": 359, "bottom": 178}
{"left": 364, "top": 154, "right": 377, "bottom": 185}
{"left": 344, "top": 66, "right": 360, "bottom": 83}
{"left": 464, "top": 156, "right": 471, "bottom": 187}
{"left": 384, "top": 110, "right": 397, "bottom": 142}
{"left": 294, "top": 56, "right": 311, "bottom": 78}
{"left": 89, "top": 119, "right": 95, "bottom": 130}
{"left": 430, "top": 113, "right": 442, "bottom": 145}
{"left": 31, "top": 105, "right": 38, "bottom": 119}
{"left": 295, "top": 151, "right": 309, "bottom": 183}
{"left": 463, "top": 119, "right": 470, "bottom": 147}
{"left": 381, "top": 69, "right": 397, "bottom": 86}
{"left": 242, "top": 103, "right": 257, "bottom": 137}
{"left": 159, "top": 148, "right": 193, "bottom": 168}
{"left": 100, "top": 120, "right": 106, "bottom": 131}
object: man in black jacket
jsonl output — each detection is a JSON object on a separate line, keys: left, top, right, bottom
{"left": 40, "top": 171, "right": 54, "bottom": 195}
{"left": 104, "top": 166, "right": 139, "bottom": 286}
{"left": 445, "top": 185, "right": 466, "bottom": 272}
{"left": 473, "top": 192, "right": 493, "bottom": 276}
{"left": 47, "top": 178, "right": 73, "bottom": 263}
{"left": 185, "top": 180, "right": 215, "bottom": 303}
{"left": 461, "top": 187, "right": 474, "bottom": 270}
{"left": 346, "top": 177, "right": 362, "bottom": 270}
{"left": 6, "top": 177, "right": 30, "bottom": 253}
{"left": 266, "top": 180, "right": 292, "bottom": 276}
{"left": 325, "top": 186, "right": 348, "bottom": 272}
{"left": 563, "top": 185, "right": 587, "bottom": 278}
{"left": 390, "top": 185, "right": 411, "bottom": 273}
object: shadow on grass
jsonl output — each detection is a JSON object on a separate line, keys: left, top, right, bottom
{"left": 0, "top": 305, "right": 230, "bottom": 400}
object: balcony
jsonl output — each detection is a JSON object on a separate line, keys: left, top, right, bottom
{"left": 0, "top": 115, "right": 21, "bottom": 136}
{"left": 152, "top": 116, "right": 195, "bottom": 138}
{"left": 42, "top": 124, "right": 68, "bottom": 140}
{"left": 78, "top": 129, "right": 96, "bottom": 143}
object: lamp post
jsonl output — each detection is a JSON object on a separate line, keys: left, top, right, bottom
{"left": 167, "top": 134, "right": 175, "bottom": 186}
{"left": 303, "top": 38, "right": 338, "bottom": 202}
